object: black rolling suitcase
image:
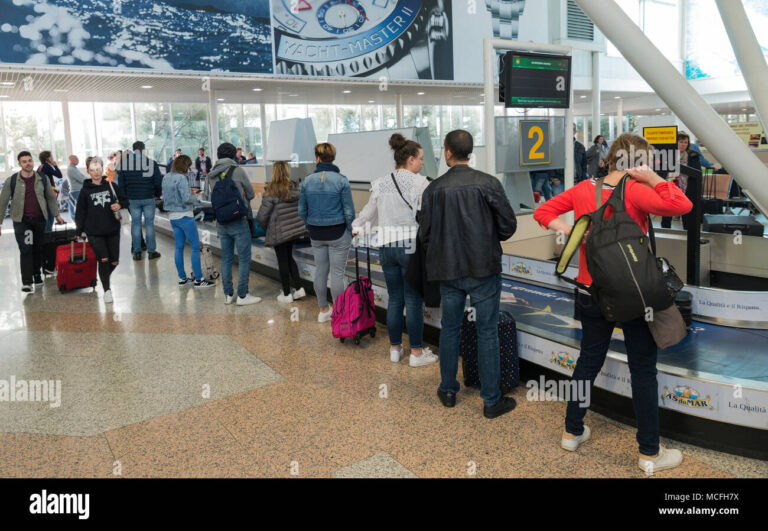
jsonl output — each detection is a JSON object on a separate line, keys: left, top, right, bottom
{"left": 703, "top": 214, "right": 764, "bottom": 237}
{"left": 42, "top": 224, "right": 77, "bottom": 273}
{"left": 460, "top": 310, "right": 519, "bottom": 393}
{"left": 674, "top": 290, "right": 693, "bottom": 332}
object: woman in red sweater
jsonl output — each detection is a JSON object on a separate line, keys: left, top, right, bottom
{"left": 533, "top": 133, "right": 692, "bottom": 474}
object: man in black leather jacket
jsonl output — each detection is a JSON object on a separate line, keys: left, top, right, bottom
{"left": 419, "top": 130, "right": 517, "bottom": 419}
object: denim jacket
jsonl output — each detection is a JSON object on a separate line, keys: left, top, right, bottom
{"left": 161, "top": 172, "right": 200, "bottom": 212}
{"left": 298, "top": 163, "right": 355, "bottom": 231}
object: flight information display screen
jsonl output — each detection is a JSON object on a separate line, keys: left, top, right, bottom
{"left": 501, "top": 52, "right": 572, "bottom": 109}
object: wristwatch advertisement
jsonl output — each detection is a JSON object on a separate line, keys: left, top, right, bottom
{"left": 272, "top": 0, "right": 452, "bottom": 79}
{"left": 485, "top": 0, "right": 526, "bottom": 40}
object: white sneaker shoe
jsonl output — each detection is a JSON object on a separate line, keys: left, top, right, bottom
{"left": 277, "top": 292, "right": 294, "bottom": 303}
{"left": 409, "top": 347, "right": 438, "bottom": 367}
{"left": 224, "top": 294, "right": 235, "bottom": 305}
{"left": 236, "top": 294, "right": 262, "bottom": 306}
{"left": 317, "top": 305, "right": 333, "bottom": 323}
{"left": 103, "top": 290, "right": 113, "bottom": 304}
{"left": 638, "top": 445, "right": 683, "bottom": 475}
{"left": 390, "top": 345, "right": 403, "bottom": 363}
{"left": 561, "top": 425, "right": 591, "bottom": 452}
{"left": 292, "top": 287, "right": 306, "bottom": 300}
{"left": 21, "top": 285, "right": 34, "bottom": 293}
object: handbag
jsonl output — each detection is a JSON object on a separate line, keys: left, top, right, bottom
{"left": 647, "top": 303, "right": 688, "bottom": 349}
{"left": 108, "top": 181, "right": 131, "bottom": 225}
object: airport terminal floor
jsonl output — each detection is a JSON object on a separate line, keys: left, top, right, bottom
{"left": 1, "top": 218, "right": 765, "bottom": 479}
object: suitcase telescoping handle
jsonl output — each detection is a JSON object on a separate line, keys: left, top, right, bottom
{"left": 69, "top": 241, "right": 88, "bottom": 265}
{"left": 353, "top": 234, "right": 371, "bottom": 281}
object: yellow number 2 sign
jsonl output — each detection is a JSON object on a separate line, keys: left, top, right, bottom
{"left": 520, "top": 120, "right": 551, "bottom": 165}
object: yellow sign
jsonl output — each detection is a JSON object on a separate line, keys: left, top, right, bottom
{"left": 729, "top": 122, "right": 763, "bottom": 148}
{"left": 642, "top": 126, "right": 678, "bottom": 145}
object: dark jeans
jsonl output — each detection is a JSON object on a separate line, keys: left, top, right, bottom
{"left": 13, "top": 216, "right": 46, "bottom": 285}
{"left": 531, "top": 172, "right": 553, "bottom": 201}
{"left": 660, "top": 215, "right": 689, "bottom": 230}
{"left": 566, "top": 292, "right": 660, "bottom": 456}
{"left": 88, "top": 231, "right": 121, "bottom": 292}
{"left": 380, "top": 241, "right": 424, "bottom": 348}
{"left": 273, "top": 240, "right": 301, "bottom": 296}
{"left": 438, "top": 273, "right": 502, "bottom": 407}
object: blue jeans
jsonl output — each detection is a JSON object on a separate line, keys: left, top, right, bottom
{"left": 217, "top": 217, "right": 252, "bottom": 298}
{"left": 170, "top": 216, "right": 202, "bottom": 281}
{"left": 45, "top": 206, "right": 54, "bottom": 232}
{"left": 566, "top": 292, "right": 660, "bottom": 456}
{"left": 439, "top": 274, "right": 502, "bottom": 407}
{"left": 380, "top": 241, "right": 424, "bottom": 348}
{"left": 129, "top": 198, "right": 157, "bottom": 253}
{"left": 531, "top": 172, "right": 553, "bottom": 201}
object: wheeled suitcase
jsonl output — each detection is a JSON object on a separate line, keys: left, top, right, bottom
{"left": 56, "top": 241, "right": 98, "bottom": 292}
{"left": 703, "top": 214, "right": 764, "bottom": 237}
{"left": 461, "top": 310, "right": 520, "bottom": 393}
{"left": 43, "top": 225, "right": 78, "bottom": 273}
{"left": 332, "top": 246, "right": 377, "bottom": 345}
{"left": 674, "top": 290, "right": 693, "bottom": 332}
{"left": 200, "top": 245, "right": 220, "bottom": 282}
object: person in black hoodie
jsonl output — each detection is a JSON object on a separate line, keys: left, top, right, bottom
{"left": 75, "top": 157, "right": 129, "bottom": 304}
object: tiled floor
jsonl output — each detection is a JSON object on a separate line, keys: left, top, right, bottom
{"left": 0, "top": 219, "right": 765, "bottom": 478}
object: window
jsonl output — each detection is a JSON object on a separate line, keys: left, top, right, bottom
{"left": 217, "top": 103, "right": 243, "bottom": 149}
{"left": 361, "top": 105, "right": 379, "bottom": 131}
{"left": 335, "top": 105, "right": 360, "bottom": 133}
{"left": 382, "top": 105, "right": 397, "bottom": 129}
{"left": 308, "top": 105, "right": 333, "bottom": 143}
{"left": 644, "top": 0, "right": 680, "bottom": 62}
{"left": 68, "top": 102, "right": 97, "bottom": 160}
{"left": 607, "top": 0, "right": 642, "bottom": 57}
{"left": 172, "top": 103, "right": 209, "bottom": 156}
{"left": 94, "top": 102, "right": 133, "bottom": 159}
{"left": 2, "top": 100, "right": 66, "bottom": 166}
{"left": 242, "top": 104, "right": 263, "bottom": 161}
{"left": 135, "top": 103, "right": 172, "bottom": 162}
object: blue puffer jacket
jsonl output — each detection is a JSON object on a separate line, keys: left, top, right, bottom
{"left": 161, "top": 172, "right": 200, "bottom": 212}
{"left": 298, "top": 162, "right": 355, "bottom": 232}
{"left": 116, "top": 153, "right": 163, "bottom": 200}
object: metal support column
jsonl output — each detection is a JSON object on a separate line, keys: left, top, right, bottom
{"left": 259, "top": 102, "right": 268, "bottom": 161}
{"left": 208, "top": 89, "right": 219, "bottom": 155}
{"left": 61, "top": 101, "right": 73, "bottom": 159}
{"left": 616, "top": 97, "right": 623, "bottom": 136}
{"left": 395, "top": 92, "right": 403, "bottom": 128}
{"left": 591, "top": 51, "right": 600, "bottom": 140}
{"left": 0, "top": 101, "right": 8, "bottom": 171}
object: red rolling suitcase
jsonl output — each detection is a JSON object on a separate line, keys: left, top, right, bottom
{"left": 57, "top": 241, "right": 98, "bottom": 292}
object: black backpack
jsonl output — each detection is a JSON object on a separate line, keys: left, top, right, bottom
{"left": 555, "top": 175, "right": 674, "bottom": 322}
{"left": 211, "top": 166, "right": 248, "bottom": 224}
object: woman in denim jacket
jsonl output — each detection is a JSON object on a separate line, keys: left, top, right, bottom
{"left": 161, "top": 155, "right": 214, "bottom": 288}
{"left": 298, "top": 143, "right": 355, "bottom": 323}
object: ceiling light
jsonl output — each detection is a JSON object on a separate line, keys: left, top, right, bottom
{"left": 368, "top": 100, "right": 375, "bottom": 103}
{"left": 655, "top": 108, "right": 661, "bottom": 111}
{"left": 54, "top": 89, "right": 68, "bottom": 93}
{"left": 417, "top": 92, "right": 425, "bottom": 95}
{"left": 141, "top": 85, "right": 153, "bottom": 89}
{"left": 580, "top": 95, "right": 587, "bottom": 99}
{"left": 741, "top": 108, "right": 748, "bottom": 111}
{"left": 343, "top": 90, "right": 351, "bottom": 94}
{"left": 217, "top": 98, "right": 225, "bottom": 101}
{"left": 613, "top": 96, "right": 621, "bottom": 99}
{"left": 288, "top": 94, "right": 298, "bottom": 97}
{"left": 0, "top": 82, "right": 14, "bottom": 87}
{"left": 0, "top": 95, "right": 8, "bottom": 98}
{"left": 252, "top": 88, "right": 262, "bottom": 92}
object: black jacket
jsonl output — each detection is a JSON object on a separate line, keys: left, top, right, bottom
{"left": 418, "top": 164, "right": 517, "bottom": 282}
{"left": 574, "top": 139, "right": 588, "bottom": 183}
{"left": 75, "top": 179, "right": 129, "bottom": 237}
{"left": 116, "top": 153, "right": 163, "bottom": 200}
{"left": 195, "top": 155, "right": 212, "bottom": 173}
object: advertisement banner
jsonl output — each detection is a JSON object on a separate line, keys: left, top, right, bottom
{"left": 728, "top": 122, "right": 764, "bottom": 148}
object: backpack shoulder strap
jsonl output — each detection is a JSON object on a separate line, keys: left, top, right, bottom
{"left": 594, "top": 177, "right": 604, "bottom": 209}
{"left": 9, "top": 173, "right": 18, "bottom": 198}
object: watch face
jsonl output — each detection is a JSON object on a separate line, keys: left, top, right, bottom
{"left": 273, "top": 0, "right": 429, "bottom": 76}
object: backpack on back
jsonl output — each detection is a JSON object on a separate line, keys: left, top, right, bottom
{"left": 211, "top": 166, "right": 248, "bottom": 224}
{"left": 555, "top": 175, "right": 673, "bottom": 322}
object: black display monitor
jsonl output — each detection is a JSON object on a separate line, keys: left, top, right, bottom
{"left": 499, "top": 51, "right": 572, "bottom": 109}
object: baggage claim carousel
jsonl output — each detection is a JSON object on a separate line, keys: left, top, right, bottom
{"left": 156, "top": 213, "right": 768, "bottom": 459}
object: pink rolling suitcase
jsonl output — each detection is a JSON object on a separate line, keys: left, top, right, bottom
{"left": 332, "top": 246, "right": 377, "bottom": 345}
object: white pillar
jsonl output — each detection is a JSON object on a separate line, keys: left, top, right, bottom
{"left": 575, "top": 0, "right": 768, "bottom": 216}
{"left": 259, "top": 102, "right": 268, "bottom": 161}
{"left": 208, "top": 89, "right": 219, "bottom": 154}
{"left": 591, "top": 51, "right": 600, "bottom": 140}
{"left": 0, "top": 101, "right": 8, "bottom": 171}
{"left": 716, "top": 0, "right": 768, "bottom": 132}
{"left": 582, "top": 116, "right": 589, "bottom": 144}
{"left": 130, "top": 102, "right": 137, "bottom": 140}
{"left": 616, "top": 98, "right": 623, "bottom": 136}
{"left": 91, "top": 102, "right": 101, "bottom": 157}
{"left": 61, "top": 101, "right": 73, "bottom": 158}
{"left": 395, "top": 92, "right": 403, "bottom": 128}
{"left": 168, "top": 103, "right": 176, "bottom": 153}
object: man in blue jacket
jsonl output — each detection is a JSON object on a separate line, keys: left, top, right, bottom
{"left": 117, "top": 141, "right": 163, "bottom": 261}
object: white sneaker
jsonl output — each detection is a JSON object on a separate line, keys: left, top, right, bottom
{"left": 224, "top": 294, "right": 235, "bottom": 305}
{"left": 21, "top": 285, "right": 34, "bottom": 293}
{"left": 317, "top": 305, "right": 333, "bottom": 323}
{"left": 561, "top": 425, "right": 591, "bottom": 452}
{"left": 390, "top": 345, "right": 403, "bottom": 363}
{"left": 409, "top": 347, "right": 438, "bottom": 367}
{"left": 103, "top": 290, "right": 113, "bottom": 303}
{"left": 236, "top": 294, "right": 262, "bottom": 306}
{"left": 638, "top": 445, "right": 683, "bottom": 475}
{"left": 277, "top": 292, "right": 294, "bottom": 303}
{"left": 292, "top": 287, "right": 306, "bottom": 300}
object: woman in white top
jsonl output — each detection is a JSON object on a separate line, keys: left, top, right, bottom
{"left": 352, "top": 134, "right": 438, "bottom": 368}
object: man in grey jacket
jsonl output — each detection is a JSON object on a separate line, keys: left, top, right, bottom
{"left": 204, "top": 143, "right": 261, "bottom": 306}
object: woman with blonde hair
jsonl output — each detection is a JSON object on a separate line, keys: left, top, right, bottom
{"left": 534, "top": 133, "right": 693, "bottom": 473}
{"left": 257, "top": 161, "right": 308, "bottom": 303}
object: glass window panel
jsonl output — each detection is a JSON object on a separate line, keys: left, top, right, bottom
{"left": 644, "top": 0, "right": 679, "bottom": 61}
{"left": 382, "top": 105, "right": 397, "bottom": 129}
{"left": 2, "top": 100, "right": 64, "bottom": 166}
{"left": 68, "top": 102, "right": 97, "bottom": 160}
{"left": 461, "top": 106, "right": 483, "bottom": 145}
{"left": 607, "top": 0, "right": 642, "bottom": 57}
{"left": 403, "top": 105, "right": 421, "bottom": 127}
{"left": 94, "top": 102, "right": 133, "bottom": 159}
{"left": 276, "top": 104, "right": 307, "bottom": 120}
{"left": 135, "top": 102, "right": 172, "bottom": 163}
{"left": 361, "top": 105, "right": 379, "bottom": 131}
{"left": 242, "top": 104, "right": 263, "bottom": 161}
{"left": 172, "top": 103, "right": 209, "bottom": 157}
{"left": 308, "top": 105, "right": 333, "bottom": 143}
{"left": 217, "top": 103, "right": 242, "bottom": 149}
{"left": 335, "top": 105, "right": 359, "bottom": 133}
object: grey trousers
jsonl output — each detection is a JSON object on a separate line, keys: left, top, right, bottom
{"left": 311, "top": 231, "right": 352, "bottom": 308}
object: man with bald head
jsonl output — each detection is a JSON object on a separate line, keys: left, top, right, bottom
{"left": 67, "top": 155, "right": 86, "bottom": 194}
